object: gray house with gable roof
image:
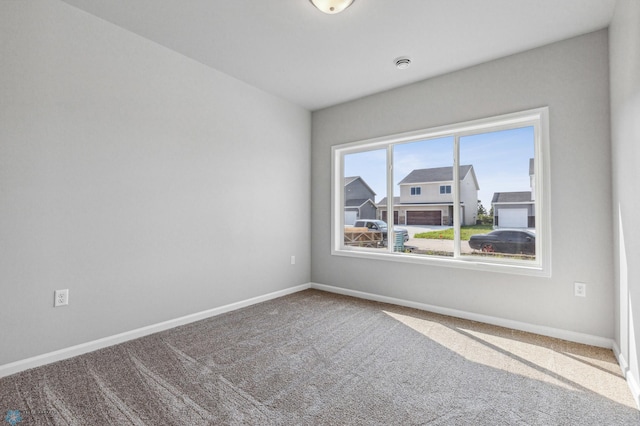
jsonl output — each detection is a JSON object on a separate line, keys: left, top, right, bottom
{"left": 378, "top": 165, "right": 479, "bottom": 226}
{"left": 344, "top": 176, "right": 378, "bottom": 226}
{"left": 491, "top": 158, "right": 535, "bottom": 228}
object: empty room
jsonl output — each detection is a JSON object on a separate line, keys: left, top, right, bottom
{"left": 1, "top": 0, "right": 640, "bottom": 424}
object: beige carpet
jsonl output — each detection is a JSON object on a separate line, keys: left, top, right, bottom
{"left": 1, "top": 289, "right": 638, "bottom": 425}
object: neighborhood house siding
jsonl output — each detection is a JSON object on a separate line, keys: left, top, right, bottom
{"left": 400, "top": 183, "right": 451, "bottom": 203}
{"left": 358, "top": 203, "right": 377, "bottom": 221}
{"left": 379, "top": 165, "right": 478, "bottom": 226}
{"left": 345, "top": 178, "right": 375, "bottom": 201}
{"left": 460, "top": 172, "right": 478, "bottom": 225}
{"left": 344, "top": 176, "right": 378, "bottom": 224}
{"left": 491, "top": 159, "right": 535, "bottom": 228}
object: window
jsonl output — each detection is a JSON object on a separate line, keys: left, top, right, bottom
{"left": 332, "top": 108, "right": 550, "bottom": 276}
{"left": 439, "top": 185, "right": 451, "bottom": 194}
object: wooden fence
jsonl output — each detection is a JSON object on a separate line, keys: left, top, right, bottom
{"left": 344, "top": 227, "right": 383, "bottom": 248}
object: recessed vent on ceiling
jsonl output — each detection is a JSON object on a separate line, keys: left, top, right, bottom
{"left": 395, "top": 57, "right": 412, "bottom": 70}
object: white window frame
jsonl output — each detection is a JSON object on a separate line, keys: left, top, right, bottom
{"left": 410, "top": 186, "right": 421, "bottom": 196}
{"left": 331, "top": 107, "right": 551, "bottom": 277}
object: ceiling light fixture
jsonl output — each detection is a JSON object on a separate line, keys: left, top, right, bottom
{"left": 309, "top": 0, "right": 354, "bottom": 14}
{"left": 395, "top": 57, "right": 412, "bottom": 70}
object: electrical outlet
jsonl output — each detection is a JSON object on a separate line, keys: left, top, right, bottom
{"left": 574, "top": 282, "right": 586, "bottom": 298}
{"left": 54, "top": 289, "right": 69, "bottom": 307}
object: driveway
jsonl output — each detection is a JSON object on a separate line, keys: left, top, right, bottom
{"left": 397, "top": 225, "right": 473, "bottom": 254}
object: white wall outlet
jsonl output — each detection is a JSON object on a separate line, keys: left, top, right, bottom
{"left": 574, "top": 282, "right": 586, "bottom": 298}
{"left": 54, "top": 289, "right": 69, "bottom": 307}
{"left": 290, "top": 255, "right": 296, "bottom": 265}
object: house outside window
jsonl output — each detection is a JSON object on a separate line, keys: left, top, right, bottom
{"left": 343, "top": 176, "right": 377, "bottom": 226}
{"left": 332, "top": 108, "right": 551, "bottom": 276}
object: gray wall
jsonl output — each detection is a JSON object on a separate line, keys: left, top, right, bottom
{"left": 312, "top": 30, "right": 613, "bottom": 338}
{"left": 0, "top": 0, "right": 310, "bottom": 365}
{"left": 610, "top": 0, "right": 640, "bottom": 400}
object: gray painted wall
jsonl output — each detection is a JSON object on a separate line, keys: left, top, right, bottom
{"left": 0, "top": 1, "right": 310, "bottom": 365}
{"left": 610, "top": 0, "right": 640, "bottom": 400}
{"left": 312, "top": 30, "right": 613, "bottom": 338}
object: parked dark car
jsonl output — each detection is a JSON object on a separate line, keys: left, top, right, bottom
{"left": 468, "top": 229, "right": 535, "bottom": 255}
{"left": 353, "top": 219, "right": 409, "bottom": 243}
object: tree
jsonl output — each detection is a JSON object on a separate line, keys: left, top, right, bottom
{"left": 476, "top": 200, "right": 493, "bottom": 225}
{"left": 477, "top": 200, "right": 487, "bottom": 216}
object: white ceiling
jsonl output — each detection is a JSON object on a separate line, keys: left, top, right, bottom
{"left": 60, "top": 0, "right": 617, "bottom": 111}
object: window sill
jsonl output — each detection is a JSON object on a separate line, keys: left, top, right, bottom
{"left": 331, "top": 247, "right": 551, "bottom": 278}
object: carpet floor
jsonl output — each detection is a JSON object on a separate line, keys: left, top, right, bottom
{"left": 1, "top": 289, "right": 638, "bottom": 425}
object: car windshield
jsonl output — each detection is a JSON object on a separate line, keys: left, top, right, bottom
{"left": 374, "top": 221, "right": 387, "bottom": 230}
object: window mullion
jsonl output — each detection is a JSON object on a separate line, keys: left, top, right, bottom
{"left": 453, "top": 135, "right": 461, "bottom": 257}
{"left": 337, "top": 151, "right": 345, "bottom": 249}
{"left": 387, "top": 145, "right": 395, "bottom": 253}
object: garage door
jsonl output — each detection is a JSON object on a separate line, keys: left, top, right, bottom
{"left": 498, "top": 208, "right": 527, "bottom": 228}
{"left": 406, "top": 211, "right": 441, "bottom": 225}
{"left": 344, "top": 210, "right": 358, "bottom": 226}
{"left": 381, "top": 211, "right": 399, "bottom": 225}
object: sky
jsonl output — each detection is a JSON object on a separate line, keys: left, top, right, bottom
{"left": 344, "top": 126, "right": 535, "bottom": 211}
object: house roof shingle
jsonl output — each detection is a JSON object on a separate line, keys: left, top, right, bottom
{"left": 344, "top": 176, "right": 359, "bottom": 186}
{"left": 398, "top": 165, "right": 473, "bottom": 185}
{"left": 492, "top": 191, "right": 533, "bottom": 203}
{"left": 376, "top": 196, "right": 400, "bottom": 206}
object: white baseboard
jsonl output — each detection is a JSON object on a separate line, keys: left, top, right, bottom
{"left": 0, "top": 283, "right": 311, "bottom": 378}
{"left": 310, "top": 282, "right": 614, "bottom": 349}
{"left": 612, "top": 341, "right": 640, "bottom": 409}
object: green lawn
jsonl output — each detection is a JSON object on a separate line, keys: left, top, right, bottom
{"left": 414, "top": 225, "right": 493, "bottom": 241}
